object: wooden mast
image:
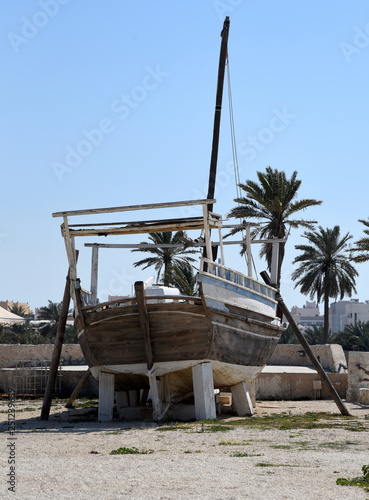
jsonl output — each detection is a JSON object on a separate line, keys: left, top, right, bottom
{"left": 206, "top": 16, "right": 230, "bottom": 214}
{"left": 203, "top": 17, "right": 230, "bottom": 264}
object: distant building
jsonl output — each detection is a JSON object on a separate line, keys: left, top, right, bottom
{"left": 288, "top": 299, "right": 369, "bottom": 334}
{"left": 289, "top": 301, "right": 324, "bottom": 329}
{"left": 0, "top": 300, "right": 33, "bottom": 316}
{"left": 330, "top": 299, "right": 369, "bottom": 333}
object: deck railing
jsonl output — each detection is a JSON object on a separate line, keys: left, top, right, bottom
{"left": 82, "top": 294, "right": 203, "bottom": 312}
{"left": 200, "top": 258, "right": 276, "bottom": 300}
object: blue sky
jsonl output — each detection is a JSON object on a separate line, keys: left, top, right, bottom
{"left": 1, "top": 1, "right": 369, "bottom": 313}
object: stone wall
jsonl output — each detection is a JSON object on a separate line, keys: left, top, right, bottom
{"left": 0, "top": 343, "right": 348, "bottom": 371}
{"left": 0, "top": 344, "right": 85, "bottom": 368}
{"left": 346, "top": 351, "right": 369, "bottom": 404}
{"left": 268, "top": 344, "right": 347, "bottom": 372}
{"left": 256, "top": 372, "right": 347, "bottom": 400}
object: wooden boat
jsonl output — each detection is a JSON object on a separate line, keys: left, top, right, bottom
{"left": 52, "top": 18, "right": 284, "bottom": 420}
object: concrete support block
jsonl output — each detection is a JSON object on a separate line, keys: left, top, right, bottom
{"left": 192, "top": 362, "right": 216, "bottom": 420}
{"left": 358, "top": 388, "right": 369, "bottom": 405}
{"left": 115, "top": 391, "right": 129, "bottom": 418}
{"left": 148, "top": 369, "right": 162, "bottom": 421}
{"left": 231, "top": 381, "right": 254, "bottom": 416}
{"left": 347, "top": 351, "right": 369, "bottom": 403}
{"left": 128, "top": 390, "right": 139, "bottom": 407}
{"left": 98, "top": 372, "right": 115, "bottom": 422}
{"left": 158, "top": 374, "right": 171, "bottom": 404}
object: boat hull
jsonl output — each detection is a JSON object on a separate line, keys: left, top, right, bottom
{"left": 77, "top": 289, "right": 282, "bottom": 397}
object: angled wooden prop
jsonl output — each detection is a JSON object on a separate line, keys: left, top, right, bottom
{"left": 40, "top": 268, "right": 72, "bottom": 420}
{"left": 65, "top": 368, "right": 91, "bottom": 408}
{"left": 260, "top": 271, "right": 351, "bottom": 417}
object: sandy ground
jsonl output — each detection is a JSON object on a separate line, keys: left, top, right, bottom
{"left": 1, "top": 398, "right": 369, "bottom": 500}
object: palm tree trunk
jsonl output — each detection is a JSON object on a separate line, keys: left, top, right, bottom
{"left": 277, "top": 241, "right": 286, "bottom": 289}
{"left": 323, "top": 294, "right": 330, "bottom": 343}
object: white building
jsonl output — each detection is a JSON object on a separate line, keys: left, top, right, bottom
{"left": 330, "top": 299, "right": 369, "bottom": 333}
{"left": 290, "top": 301, "right": 324, "bottom": 329}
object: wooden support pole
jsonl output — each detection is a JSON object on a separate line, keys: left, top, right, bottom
{"left": 40, "top": 270, "right": 71, "bottom": 420}
{"left": 90, "top": 245, "right": 99, "bottom": 305}
{"left": 218, "top": 226, "right": 225, "bottom": 265}
{"left": 135, "top": 281, "right": 169, "bottom": 420}
{"left": 260, "top": 271, "right": 351, "bottom": 417}
{"left": 134, "top": 281, "right": 154, "bottom": 370}
{"left": 202, "top": 204, "right": 213, "bottom": 266}
{"left": 270, "top": 239, "right": 279, "bottom": 284}
{"left": 65, "top": 368, "right": 91, "bottom": 408}
{"left": 246, "top": 226, "right": 252, "bottom": 277}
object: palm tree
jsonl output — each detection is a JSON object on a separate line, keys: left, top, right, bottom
{"left": 335, "top": 321, "right": 369, "bottom": 351}
{"left": 9, "top": 304, "right": 27, "bottom": 317}
{"left": 38, "top": 300, "right": 61, "bottom": 322}
{"left": 227, "top": 167, "right": 322, "bottom": 287}
{"left": 349, "top": 218, "right": 369, "bottom": 263}
{"left": 170, "top": 261, "right": 199, "bottom": 296}
{"left": 6, "top": 305, "right": 33, "bottom": 340}
{"left": 132, "top": 232, "right": 198, "bottom": 286}
{"left": 38, "top": 300, "right": 76, "bottom": 342}
{"left": 0, "top": 320, "right": 48, "bottom": 345}
{"left": 303, "top": 325, "right": 337, "bottom": 345}
{"left": 278, "top": 324, "right": 298, "bottom": 344}
{"left": 292, "top": 226, "right": 358, "bottom": 342}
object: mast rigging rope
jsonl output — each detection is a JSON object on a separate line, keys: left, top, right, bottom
{"left": 226, "top": 59, "right": 258, "bottom": 277}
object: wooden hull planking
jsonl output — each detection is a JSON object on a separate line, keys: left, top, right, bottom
{"left": 77, "top": 286, "right": 282, "bottom": 395}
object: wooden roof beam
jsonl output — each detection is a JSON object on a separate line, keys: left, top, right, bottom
{"left": 52, "top": 198, "right": 216, "bottom": 218}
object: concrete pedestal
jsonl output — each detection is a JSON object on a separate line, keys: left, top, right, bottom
{"left": 192, "top": 362, "right": 216, "bottom": 420}
{"left": 346, "top": 352, "right": 369, "bottom": 404}
{"left": 231, "top": 381, "right": 254, "bottom": 416}
{"left": 98, "top": 372, "right": 115, "bottom": 422}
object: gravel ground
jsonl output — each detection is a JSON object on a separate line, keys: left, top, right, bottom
{"left": 1, "top": 398, "right": 369, "bottom": 500}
